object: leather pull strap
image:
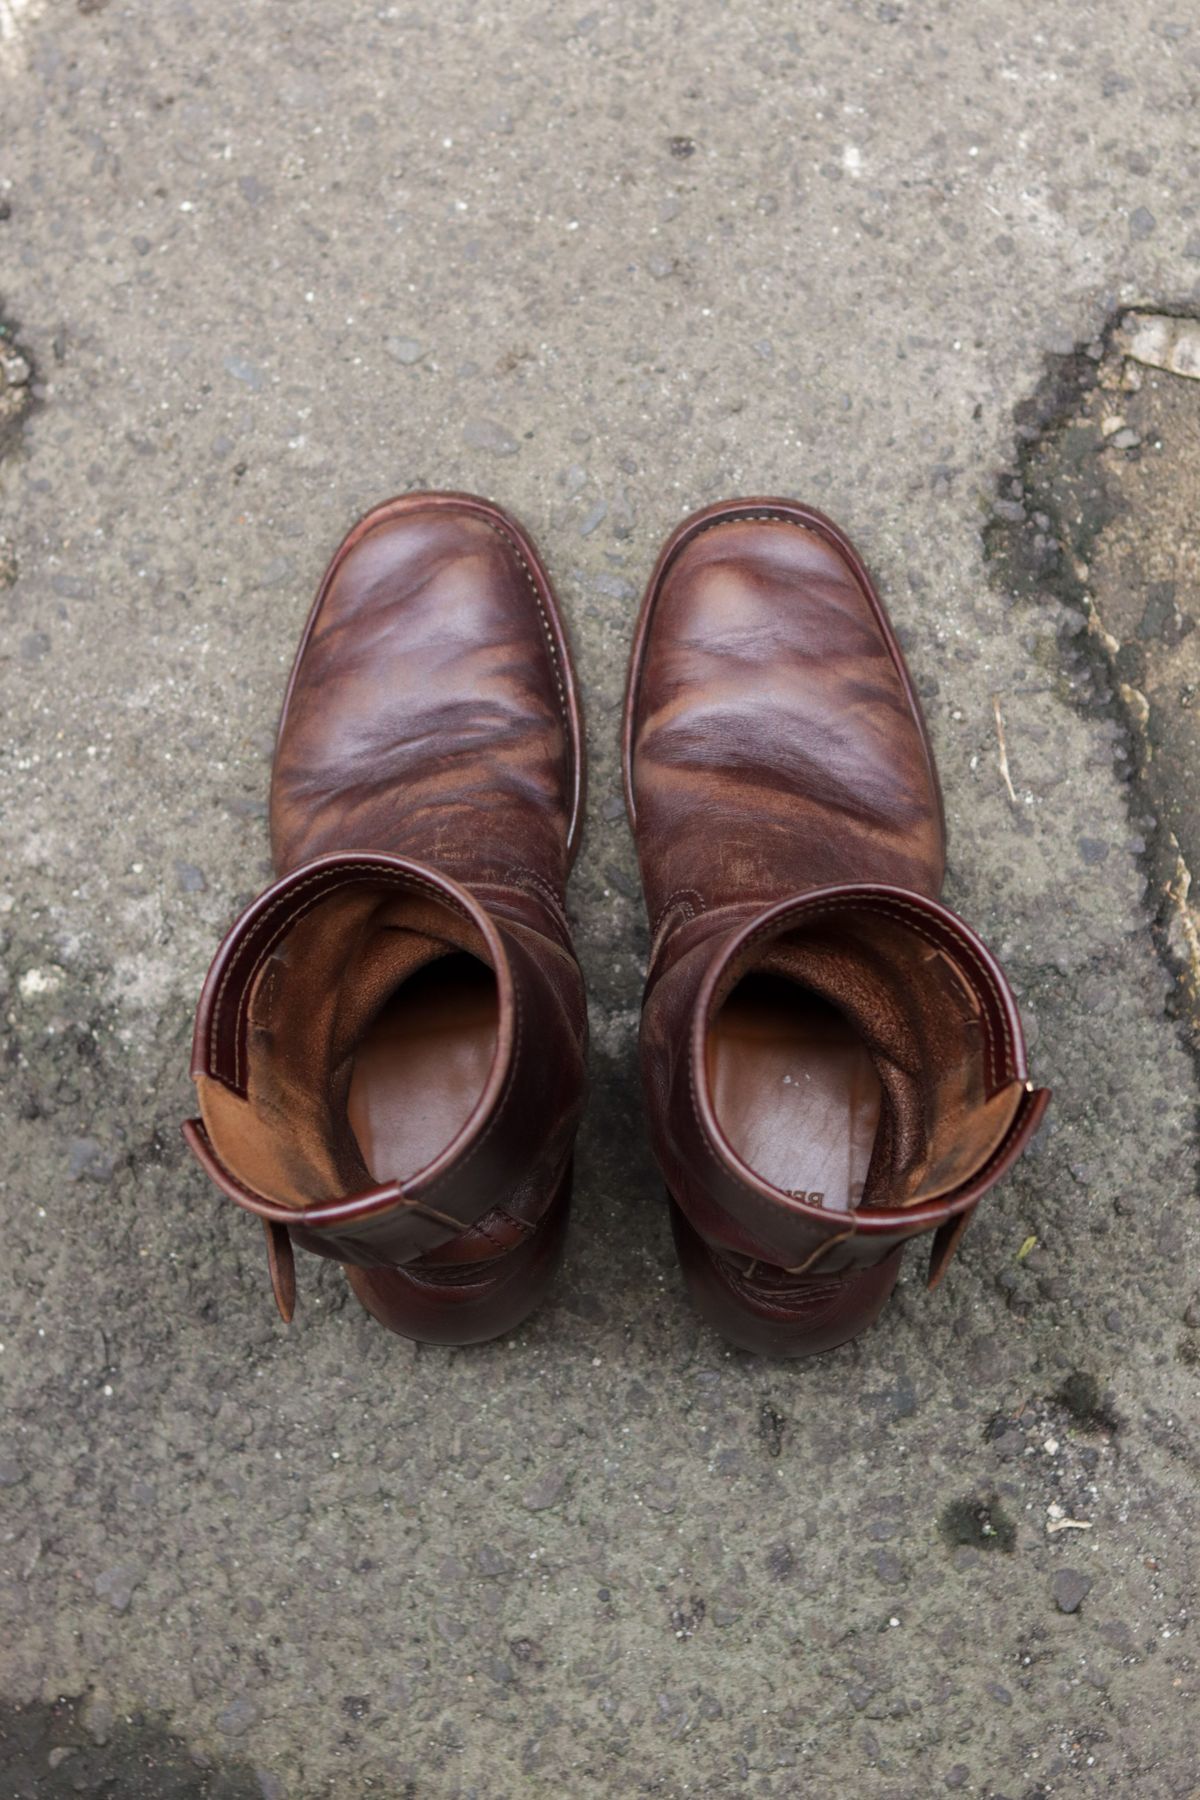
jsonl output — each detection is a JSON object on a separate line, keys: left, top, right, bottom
{"left": 262, "top": 1218, "right": 296, "bottom": 1323}
{"left": 927, "top": 1205, "right": 975, "bottom": 1291}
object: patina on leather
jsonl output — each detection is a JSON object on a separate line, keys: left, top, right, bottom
{"left": 624, "top": 498, "right": 1048, "bottom": 1356}
{"left": 184, "top": 493, "right": 587, "bottom": 1344}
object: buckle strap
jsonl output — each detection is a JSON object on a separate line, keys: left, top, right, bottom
{"left": 927, "top": 1206, "right": 976, "bottom": 1291}
{"left": 262, "top": 1219, "right": 296, "bottom": 1323}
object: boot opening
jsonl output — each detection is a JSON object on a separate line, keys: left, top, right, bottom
{"left": 197, "top": 876, "right": 506, "bottom": 1207}
{"left": 347, "top": 950, "right": 498, "bottom": 1183}
{"left": 709, "top": 974, "right": 882, "bottom": 1212}
{"left": 706, "top": 899, "right": 1026, "bottom": 1212}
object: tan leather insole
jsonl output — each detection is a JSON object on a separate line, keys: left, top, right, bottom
{"left": 347, "top": 954, "right": 499, "bottom": 1183}
{"left": 709, "top": 975, "right": 882, "bottom": 1212}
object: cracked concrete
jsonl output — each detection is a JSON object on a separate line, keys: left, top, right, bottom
{"left": 2, "top": 3, "right": 1200, "bottom": 1796}
{"left": 986, "top": 306, "right": 1200, "bottom": 1043}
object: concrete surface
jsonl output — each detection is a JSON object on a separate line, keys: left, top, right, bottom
{"left": 2, "top": 2, "right": 1199, "bottom": 1795}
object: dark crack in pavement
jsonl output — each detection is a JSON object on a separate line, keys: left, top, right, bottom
{"left": 0, "top": 317, "right": 35, "bottom": 463}
{"left": 0, "top": 1695, "right": 266, "bottom": 1800}
{"left": 986, "top": 308, "right": 1200, "bottom": 1046}
{"left": 0, "top": 313, "right": 35, "bottom": 591}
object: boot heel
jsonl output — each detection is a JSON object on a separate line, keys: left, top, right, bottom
{"left": 345, "top": 1161, "right": 573, "bottom": 1346}
{"left": 668, "top": 1196, "right": 902, "bottom": 1358}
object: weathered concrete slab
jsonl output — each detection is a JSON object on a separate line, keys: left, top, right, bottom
{"left": 987, "top": 311, "right": 1200, "bottom": 1036}
{"left": 2, "top": 3, "right": 1199, "bottom": 1796}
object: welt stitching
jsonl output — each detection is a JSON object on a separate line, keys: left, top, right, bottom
{"left": 471, "top": 1216, "right": 505, "bottom": 1250}
{"left": 507, "top": 863, "right": 569, "bottom": 918}
{"left": 695, "top": 511, "right": 803, "bottom": 534}
{"left": 213, "top": 862, "right": 478, "bottom": 1084}
{"left": 651, "top": 887, "right": 706, "bottom": 939}
{"left": 493, "top": 1207, "right": 535, "bottom": 1239}
{"left": 479, "top": 518, "right": 571, "bottom": 746}
{"left": 690, "top": 509, "right": 861, "bottom": 573}
{"left": 649, "top": 902, "right": 693, "bottom": 968}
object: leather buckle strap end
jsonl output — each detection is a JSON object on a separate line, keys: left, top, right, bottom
{"left": 262, "top": 1217, "right": 296, "bottom": 1323}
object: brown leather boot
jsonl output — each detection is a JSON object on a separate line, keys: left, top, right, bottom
{"left": 624, "top": 498, "right": 1049, "bottom": 1356}
{"left": 183, "top": 493, "right": 587, "bottom": 1344}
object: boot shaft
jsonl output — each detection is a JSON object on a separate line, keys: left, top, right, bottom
{"left": 186, "top": 853, "right": 586, "bottom": 1272}
{"left": 642, "top": 882, "right": 1047, "bottom": 1286}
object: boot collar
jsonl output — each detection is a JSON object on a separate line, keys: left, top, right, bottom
{"left": 184, "top": 851, "right": 515, "bottom": 1235}
{"left": 686, "top": 882, "right": 1047, "bottom": 1278}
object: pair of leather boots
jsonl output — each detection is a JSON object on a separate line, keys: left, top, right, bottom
{"left": 184, "top": 493, "right": 1048, "bottom": 1357}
